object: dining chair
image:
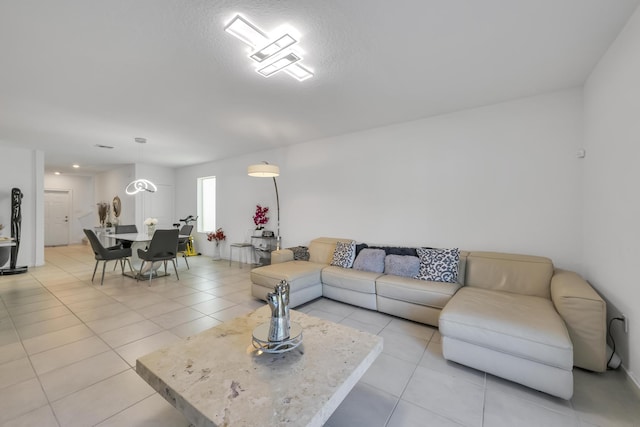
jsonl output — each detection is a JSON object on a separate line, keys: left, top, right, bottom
{"left": 83, "top": 229, "right": 133, "bottom": 285}
{"left": 137, "top": 229, "right": 180, "bottom": 285}
{"left": 177, "top": 224, "right": 194, "bottom": 269}
{"left": 115, "top": 224, "right": 138, "bottom": 248}
{"left": 112, "top": 224, "right": 138, "bottom": 270}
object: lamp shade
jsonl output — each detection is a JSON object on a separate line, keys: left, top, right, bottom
{"left": 248, "top": 164, "right": 280, "bottom": 177}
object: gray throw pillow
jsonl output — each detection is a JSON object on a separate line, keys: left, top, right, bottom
{"left": 384, "top": 255, "right": 420, "bottom": 278}
{"left": 352, "top": 248, "right": 386, "bottom": 273}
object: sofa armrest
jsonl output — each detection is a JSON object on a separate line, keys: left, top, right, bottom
{"left": 271, "top": 249, "right": 294, "bottom": 264}
{"left": 551, "top": 269, "right": 607, "bottom": 372}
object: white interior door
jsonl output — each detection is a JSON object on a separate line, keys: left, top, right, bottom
{"left": 45, "top": 190, "right": 71, "bottom": 246}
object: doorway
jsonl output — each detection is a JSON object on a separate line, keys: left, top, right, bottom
{"left": 45, "top": 189, "right": 71, "bottom": 246}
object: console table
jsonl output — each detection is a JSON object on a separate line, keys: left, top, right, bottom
{"left": 136, "top": 306, "right": 383, "bottom": 427}
{"left": 251, "top": 235, "right": 277, "bottom": 265}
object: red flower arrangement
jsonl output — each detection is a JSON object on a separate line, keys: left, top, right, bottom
{"left": 206, "top": 228, "right": 226, "bottom": 243}
{"left": 253, "top": 205, "right": 269, "bottom": 230}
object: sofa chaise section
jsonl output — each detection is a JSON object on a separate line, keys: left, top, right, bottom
{"left": 439, "top": 251, "right": 606, "bottom": 399}
{"left": 251, "top": 237, "right": 352, "bottom": 308}
{"left": 440, "top": 286, "right": 574, "bottom": 399}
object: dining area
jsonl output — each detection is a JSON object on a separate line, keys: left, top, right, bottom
{"left": 84, "top": 225, "right": 193, "bottom": 286}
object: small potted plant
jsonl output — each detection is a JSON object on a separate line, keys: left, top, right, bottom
{"left": 207, "top": 227, "right": 226, "bottom": 260}
{"left": 252, "top": 205, "right": 269, "bottom": 236}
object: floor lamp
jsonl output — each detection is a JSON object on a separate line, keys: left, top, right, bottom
{"left": 248, "top": 161, "right": 281, "bottom": 250}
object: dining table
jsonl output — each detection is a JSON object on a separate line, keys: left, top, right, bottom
{"left": 105, "top": 232, "right": 189, "bottom": 280}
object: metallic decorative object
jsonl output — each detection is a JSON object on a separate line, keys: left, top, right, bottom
{"left": 252, "top": 280, "right": 302, "bottom": 353}
{"left": 267, "top": 280, "right": 290, "bottom": 342}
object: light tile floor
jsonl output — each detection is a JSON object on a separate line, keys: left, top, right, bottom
{"left": 0, "top": 245, "right": 639, "bottom": 426}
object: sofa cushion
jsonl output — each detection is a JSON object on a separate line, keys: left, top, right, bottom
{"left": 384, "top": 255, "right": 420, "bottom": 278}
{"left": 353, "top": 248, "right": 386, "bottom": 273}
{"left": 376, "top": 275, "right": 461, "bottom": 309}
{"left": 250, "top": 261, "right": 325, "bottom": 291}
{"left": 415, "top": 247, "right": 460, "bottom": 283}
{"left": 308, "top": 237, "right": 352, "bottom": 264}
{"left": 322, "top": 266, "right": 380, "bottom": 294}
{"left": 369, "top": 246, "right": 418, "bottom": 256}
{"left": 440, "top": 287, "right": 573, "bottom": 370}
{"left": 330, "top": 240, "right": 356, "bottom": 268}
{"left": 465, "top": 252, "right": 553, "bottom": 298}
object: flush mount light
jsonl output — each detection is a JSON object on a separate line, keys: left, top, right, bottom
{"left": 72, "top": 164, "right": 80, "bottom": 168}
{"left": 258, "top": 53, "right": 301, "bottom": 77}
{"left": 224, "top": 15, "right": 267, "bottom": 48}
{"left": 284, "top": 63, "right": 314, "bottom": 81}
{"left": 224, "top": 14, "right": 314, "bottom": 81}
{"left": 250, "top": 34, "right": 297, "bottom": 62}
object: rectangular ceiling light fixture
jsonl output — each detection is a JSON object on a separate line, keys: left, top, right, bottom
{"left": 257, "top": 53, "right": 301, "bottom": 77}
{"left": 250, "top": 34, "right": 297, "bottom": 62}
{"left": 225, "top": 14, "right": 314, "bottom": 81}
{"left": 284, "top": 63, "right": 314, "bottom": 81}
{"left": 224, "top": 15, "right": 267, "bottom": 47}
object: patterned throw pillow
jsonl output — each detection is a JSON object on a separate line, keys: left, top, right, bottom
{"left": 330, "top": 241, "right": 356, "bottom": 268}
{"left": 415, "top": 247, "right": 460, "bottom": 283}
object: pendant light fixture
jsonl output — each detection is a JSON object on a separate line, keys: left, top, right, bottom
{"left": 125, "top": 137, "right": 157, "bottom": 195}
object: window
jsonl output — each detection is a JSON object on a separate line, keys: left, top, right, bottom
{"left": 197, "top": 176, "right": 216, "bottom": 233}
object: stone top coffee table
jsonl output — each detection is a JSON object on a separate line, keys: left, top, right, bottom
{"left": 136, "top": 305, "right": 383, "bottom": 427}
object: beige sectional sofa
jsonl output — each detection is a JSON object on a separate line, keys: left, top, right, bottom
{"left": 250, "top": 237, "right": 607, "bottom": 399}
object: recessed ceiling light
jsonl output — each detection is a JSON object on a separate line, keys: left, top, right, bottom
{"left": 224, "top": 14, "right": 314, "bottom": 81}
{"left": 95, "top": 144, "right": 114, "bottom": 149}
{"left": 72, "top": 164, "right": 80, "bottom": 168}
{"left": 54, "top": 171, "right": 61, "bottom": 175}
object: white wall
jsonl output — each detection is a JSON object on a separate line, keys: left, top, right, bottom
{"left": 135, "top": 164, "right": 176, "bottom": 230}
{"left": 44, "top": 173, "right": 95, "bottom": 244}
{"left": 95, "top": 165, "right": 135, "bottom": 228}
{"left": 583, "top": 6, "right": 640, "bottom": 385}
{"left": 0, "top": 146, "right": 44, "bottom": 267}
{"left": 176, "top": 89, "right": 584, "bottom": 270}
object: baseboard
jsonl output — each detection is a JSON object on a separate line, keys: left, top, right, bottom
{"left": 622, "top": 365, "right": 640, "bottom": 400}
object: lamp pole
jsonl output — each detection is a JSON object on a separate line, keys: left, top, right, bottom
{"left": 272, "top": 176, "right": 280, "bottom": 250}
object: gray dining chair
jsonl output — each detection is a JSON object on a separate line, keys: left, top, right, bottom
{"left": 137, "top": 229, "right": 180, "bottom": 285}
{"left": 84, "top": 229, "right": 133, "bottom": 285}
{"left": 177, "top": 224, "right": 194, "bottom": 269}
{"left": 115, "top": 224, "right": 138, "bottom": 248}
{"left": 112, "top": 224, "right": 138, "bottom": 270}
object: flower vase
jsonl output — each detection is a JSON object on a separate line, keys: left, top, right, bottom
{"left": 212, "top": 242, "right": 221, "bottom": 260}
{"left": 253, "top": 229, "right": 263, "bottom": 237}
{"left": 147, "top": 224, "right": 155, "bottom": 237}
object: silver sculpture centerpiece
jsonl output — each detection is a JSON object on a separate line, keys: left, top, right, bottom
{"left": 267, "top": 280, "right": 290, "bottom": 342}
{"left": 252, "top": 280, "right": 303, "bottom": 353}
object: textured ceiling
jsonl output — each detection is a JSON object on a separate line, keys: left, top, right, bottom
{"left": 0, "top": 0, "right": 638, "bottom": 175}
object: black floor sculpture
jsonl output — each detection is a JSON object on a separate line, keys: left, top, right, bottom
{"left": 0, "top": 188, "right": 28, "bottom": 275}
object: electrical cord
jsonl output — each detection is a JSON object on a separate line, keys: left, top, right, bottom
{"left": 607, "top": 317, "right": 625, "bottom": 369}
